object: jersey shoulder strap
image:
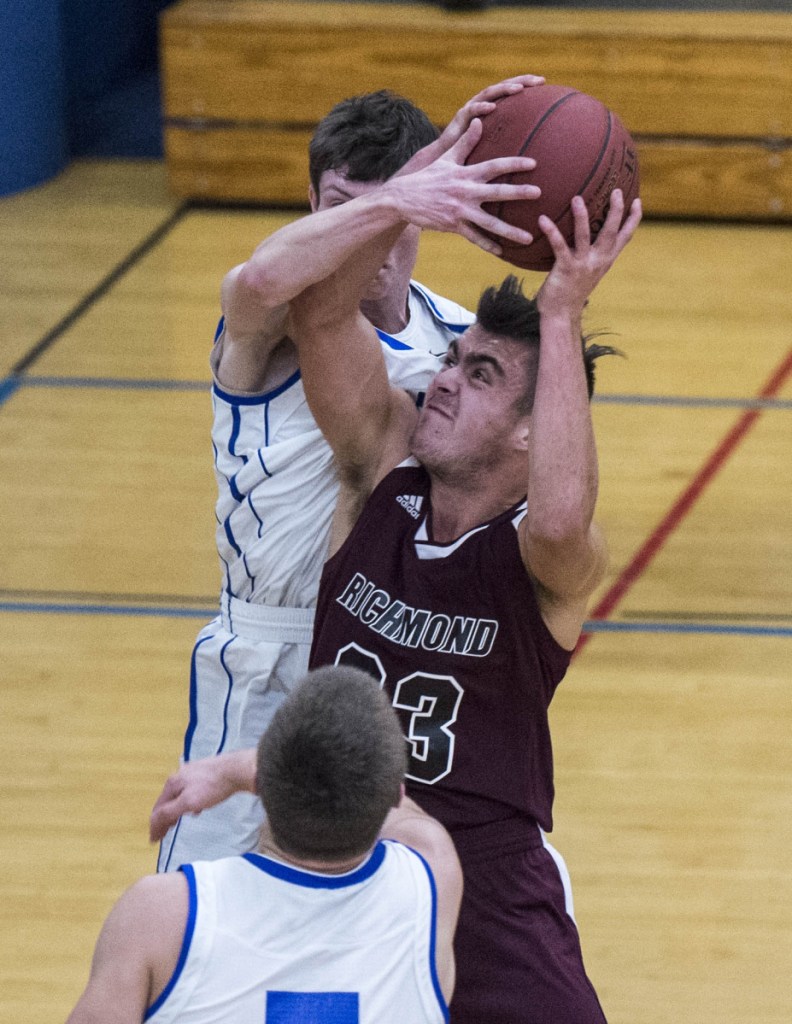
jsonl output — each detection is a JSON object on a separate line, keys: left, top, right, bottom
{"left": 409, "top": 281, "right": 475, "bottom": 333}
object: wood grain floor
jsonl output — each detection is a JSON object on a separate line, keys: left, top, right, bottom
{"left": 0, "top": 159, "right": 790, "bottom": 1023}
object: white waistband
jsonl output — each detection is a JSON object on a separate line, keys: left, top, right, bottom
{"left": 220, "top": 592, "right": 315, "bottom": 644}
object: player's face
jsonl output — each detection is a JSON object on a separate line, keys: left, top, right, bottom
{"left": 411, "top": 326, "right": 533, "bottom": 476}
{"left": 311, "top": 169, "right": 420, "bottom": 302}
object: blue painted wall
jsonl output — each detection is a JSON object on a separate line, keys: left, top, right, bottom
{"left": 61, "top": 0, "right": 174, "bottom": 158}
{"left": 0, "top": 0, "right": 173, "bottom": 195}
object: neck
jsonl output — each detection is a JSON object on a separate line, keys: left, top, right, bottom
{"left": 256, "top": 828, "right": 369, "bottom": 875}
{"left": 360, "top": 289, "right": 410, "bottom": 336}
{"left": 426, "top": 470, "right": 526, "bottom": 543}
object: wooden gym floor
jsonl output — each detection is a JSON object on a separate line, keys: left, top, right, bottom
{"left": 1, "top": 159, "right": 790, "bottom": 1023}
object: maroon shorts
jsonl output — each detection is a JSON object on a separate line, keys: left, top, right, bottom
{"left": 449, "top": 818, "right": 607, "bottom": 1024}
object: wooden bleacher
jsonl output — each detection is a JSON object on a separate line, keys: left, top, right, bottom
{"left": 159, "top": 0, "right": 792, "bottom": 219}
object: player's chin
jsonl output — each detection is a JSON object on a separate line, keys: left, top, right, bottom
{"left": 361, "top": 268, "right": 391, "bottom": 302}
{"left": 410, "top": 422, "right": 446, "bottom": 468}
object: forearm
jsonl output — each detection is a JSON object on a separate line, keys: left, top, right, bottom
{"left": 149, "top": 748, "right": 258, "bottom": 843}
{"left": 526, "top": 309, "right": 598, "bottom": 544}
{"left": 219, "top": 747, "right": 258, "bottom": 793}
{"left": 237, "top": 191, "right": 406, "bottom": 310}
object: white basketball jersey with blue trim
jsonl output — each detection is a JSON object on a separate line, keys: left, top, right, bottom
{"left": 147, "top": 840, "right": 448, "bottom": 1024}
{"left": 211, "top": 282, "right": 473, "bottom": 608}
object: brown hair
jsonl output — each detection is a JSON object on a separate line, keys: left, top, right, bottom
{"left": 476, "top": 275, "right": 621, "bottom": 412}
{"left": 309, "top": 90, "right": 439, "bottom": 199}
{"left": 257, "top": 665, "right": 407, "bottom": 860}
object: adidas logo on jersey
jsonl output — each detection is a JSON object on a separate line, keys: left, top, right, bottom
{"left": 396, "top": 494, "right": 424, "bottom": 519}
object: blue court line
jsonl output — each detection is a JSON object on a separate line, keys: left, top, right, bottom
{"left": 583, "top": 620, "right": 792, "bottom": 637}
{"left": 594, "top": 393, "right": 792, "bottom": 410}
{"left": 0, "top": 376, "right": 23, "bottom": 406}
{"left": 0, "top": 601, "right": 216, "bottom": 619}
{"left": 2, "top": 374, "right": 791, "bottom": 409}
{"left": 23, "top": 375, "right": 209, "bottom": 392}
{"left": 1, "top": 600, "right": 790, "bottom": 636}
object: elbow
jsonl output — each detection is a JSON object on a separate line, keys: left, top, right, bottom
{"left": 526, "top": 522, "right": 584, "bottom": 558}
{"left": 233, "top": 259, "right": 289, "bottom": 311}
{"left": 527, "top": 501, "right": 593, "bottom": 549}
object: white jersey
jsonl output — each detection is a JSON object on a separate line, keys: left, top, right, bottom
{"left": 148, "top": 841, "right": 448, "bottom": 1024}
{"left": 211, "top": 281, "right": 472, "bottom": 608}
{"left": 158, "top": 283, "right": 473, "bottom": 871}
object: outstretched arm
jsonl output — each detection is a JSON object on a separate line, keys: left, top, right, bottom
{"left": 520, "top": 190, "right": 642, "bottom": 647}
{"left": 149, "top": 748, "right": 257, "bottom": 843}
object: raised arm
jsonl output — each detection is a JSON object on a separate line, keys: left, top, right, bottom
{"left": 218, "top": 75, "right": 545, "bottom": 392}
{"left": 380, "top": 794, "right": 463, "bottom": 1003}
{"left": 217, "top": 196, "right": 420, "bottom": 393}
{"left": 520, "top": 190, "right": 642, "bottom": 648}
{"left": 288, "top": 118, "right": 542, "bottom": 505}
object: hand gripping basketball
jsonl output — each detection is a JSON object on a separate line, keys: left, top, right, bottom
{"left": 536, "top": 190, "right": 643, "bottom": 319}
{"left": 465, "top": 85, "right": 641, "bottom": 271}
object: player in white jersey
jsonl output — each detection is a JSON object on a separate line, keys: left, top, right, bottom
{"left": 68, "top": 668, "right": 463, "bottom": 1024}
{"left": 159, "top": 78, "right": 544, "bottom": 870}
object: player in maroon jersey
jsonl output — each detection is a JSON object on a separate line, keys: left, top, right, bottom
{"left": 151, "top": 134, "right": 641, "bottom": 1021}
{"left": 287, "top": 183, "right": 639, "bottom": 1023}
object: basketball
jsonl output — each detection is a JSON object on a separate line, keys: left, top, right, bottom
{"left": 465, "top": 84, "right": 640, "bottom": 270}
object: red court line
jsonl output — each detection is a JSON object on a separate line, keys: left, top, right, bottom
{"left": 576, "top": 347, "right": 792, "bottom": 655}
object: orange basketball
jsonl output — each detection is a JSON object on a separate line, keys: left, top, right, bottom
{"left": 466, "top": 85, "right": 640, "bottom": 270}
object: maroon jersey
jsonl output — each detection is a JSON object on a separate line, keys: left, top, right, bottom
{"left": 310, "top": 461, "right": 572, "bottom": 834}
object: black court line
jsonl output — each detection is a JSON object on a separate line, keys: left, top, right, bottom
{"left": 0, "top": 203, "right": 190, "bottom": 407}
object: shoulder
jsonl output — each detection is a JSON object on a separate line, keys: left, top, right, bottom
{"left": 381, "top": 823, "right": 461, "bottom": 907}
{"left": 212, "top": 322, "right": 299, "bottom": 396}
{"left": 66, "top": 874, "right": 189, "bottom": 1024}
{"left": 112, "top": 873, "right": 191, "bottom": 942}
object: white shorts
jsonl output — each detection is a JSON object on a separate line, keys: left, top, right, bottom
{"left": 158, "top": 595, "right": 315, "bottom": 871}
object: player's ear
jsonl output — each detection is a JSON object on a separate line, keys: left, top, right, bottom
{"left": 308, "top": 184, "right": 319, "bottom": 212}
{"left": 513, "top": 418, "right": 531, "bottom": 451}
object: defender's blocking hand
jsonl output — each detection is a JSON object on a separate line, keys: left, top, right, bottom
{"left": 388, "top": 118, "right": 541, "bottom": 255}
{"left": 400, "top": 74, "right": 545, "bottom": 175}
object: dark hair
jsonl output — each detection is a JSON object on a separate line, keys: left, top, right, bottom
{"left": 256, "top": 665, "right": 407, "bottom": 861}
{"left": 309, "top": 90, "right": 439, "bottom": 198}
{"left": 475, "top": 275, "right": 621, "bottom": 412}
